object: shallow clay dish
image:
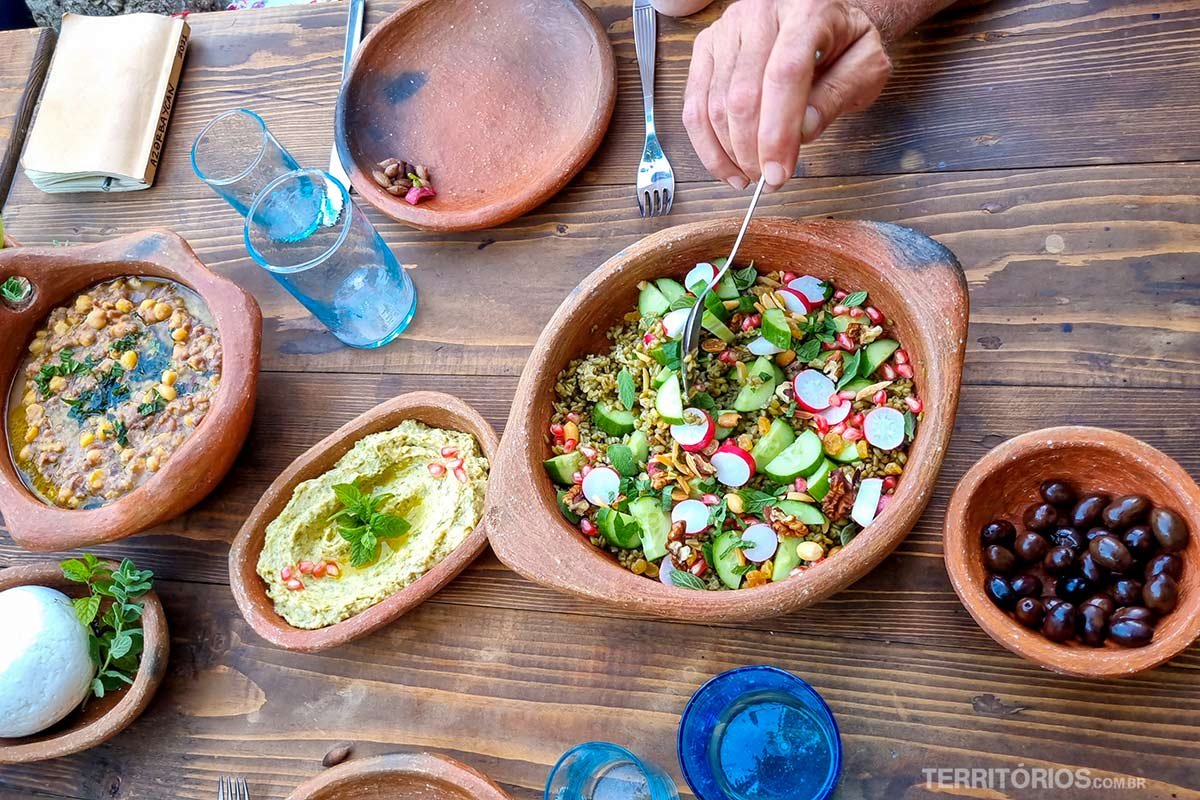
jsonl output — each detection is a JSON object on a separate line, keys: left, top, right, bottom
{"left": 334, "top": 0, "right": 616, "bottom": 232}
{"left": 229, "top": 392, "right": 498, "bottom": 653}
{"left": 0, "top": 230, "right": 262, "bottom": 551}
{"left": 944, "top": 426, "right": 1200, "bottom": 678}
{"left": 288, "top": 752, "right": 512, "bottom": 800}
{"left": 0, "top": 561, "right": 169, "bottom": 763}
{"left": 487, "top": 218, "right": 968, "bottom": 622}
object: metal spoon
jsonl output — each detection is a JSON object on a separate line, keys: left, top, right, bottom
{"left": 680, "top": 175, "right": 768, "bottom": 399}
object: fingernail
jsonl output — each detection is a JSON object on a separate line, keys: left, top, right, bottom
{"left": 728, "top": 176, "right": 749, "bottom": 191}
{"left": 802, "top": 105, "right": 822, "bottom": 142}
{"left": 763, "top": 161, "right": 789, "bottom": 188}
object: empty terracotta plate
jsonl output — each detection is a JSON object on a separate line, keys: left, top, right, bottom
{"left": 229, "top": 392, "right": 499, "bottom": 652}
{"left": 944, "top": 426, "right": 1200, "bottom": 678}
{"left": 334, "top": 0, "right": 616, "bottom": 232}
{"left": 288, "top": 752, "right": 513, "bottom": 800}
{"left": 487, "top": 218, "right": 969, "bottom": 622}
{"left": 0, "top": 561, "right": 169, "bottom": 763}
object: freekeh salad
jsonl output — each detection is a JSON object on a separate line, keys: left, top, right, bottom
{"left": 544, "top": 261, "right": 922, "bottom": 591}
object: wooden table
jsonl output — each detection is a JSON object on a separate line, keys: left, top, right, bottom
{"left": 1, "top": 1, "right": 1199, "bottom": 797}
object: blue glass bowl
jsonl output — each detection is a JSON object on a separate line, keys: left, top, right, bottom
{"left": 677, "top": 666, "right": 842, "bottom": 800}
{"left": 546, "top": 742, "right": 679, "bottom": 800}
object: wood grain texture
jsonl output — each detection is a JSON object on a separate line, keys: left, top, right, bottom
{"left": 0, "top": 27, "right": 53, "bottom": 206}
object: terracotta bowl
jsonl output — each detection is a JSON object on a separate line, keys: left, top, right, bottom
{"left": 334, "top": 0, "right": 616, "bottom": 232}
{"left": 487, "top": 218, "right": 969, "bottom": 621}
{"left": 229, "top": 392, "right": 499, "bottom": 652}
{"left": 287, "top": 752, "right": 512, "bottom": 800}
{"left": 944, "top": 426, "right": 1200, "bottom": 678}
{"left": 0, "top": 229, "right": 262, "bottom": 551}
{"left": 0, "top": 561, "right": 169, "bottom": 763}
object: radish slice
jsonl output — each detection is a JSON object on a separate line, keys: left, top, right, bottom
{"left": 659, "top": 557, "right": 679, "bottom": 585}
{"left": 672, "top": 499, "right": 710, "bottom": 534}
{"left": 817, "top": 401, "right": 851, "bottom": 425}
{"left": 787, "top": 275, "right": 828, "bottom": 307}
{"left": 662, "top": 308, "right": 691, "bottom": 339}
{"left": 851, "top": 477, "right": 884, "bottom": 527}
{"left": 747, "top": 336, "right": 784, "bottom": 356}
{"left": 670, "top": 408, "right": 716, "bottom": 452}
{"left": 864, "top": 406, "right": 905, "bottom": 451}
{"left": 741, "top": 523, "right": 778, "bottom": 562}
{"left": 581, "top": 466, "right": 620, "bottom": 506}
{"left": 777, "top": 287, "right": 814, "bottom": 314}
{"left": 793, "top": 369, "right": 835, "bottom": 412}
{"left": 685, "top": 262, "right": 718, "bottom": 294}
{"left": 711, "top": 444, "right": 756, "bottom": 487}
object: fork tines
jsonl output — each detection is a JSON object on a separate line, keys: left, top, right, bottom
{"left": 217, "top": 776, "right": 250, "bottom": 800}
{"left": 639, "top": 187, "right": 672, "bottom": 217}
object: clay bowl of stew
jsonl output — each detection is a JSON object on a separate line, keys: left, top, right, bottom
{"left": 334, "top": 0, "right": 616, "bottom": 232}
{"left": 0, "top": 229, "right": 261, "bottom": 551}
{"left": 0, "top": 561, "right": 169, "bottom": 763}
{"left": 287, "top": 752, "right": 512, "bottom": 800}
{"left": 945, "top": 426, "right": 1200, "bottom": 678}
{"left": 487, "top": 217, "right": 969, "bottom": 622}
{"left": 229, "top": 391, "right": 498, "bottom": 653}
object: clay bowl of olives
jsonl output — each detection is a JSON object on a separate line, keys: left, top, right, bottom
{"left": 944, "top": 426, "right": 1200, "bottom": 678}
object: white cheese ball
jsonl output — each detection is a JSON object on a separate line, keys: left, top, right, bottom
{"left": 0, "top": 585, "right": 96, "bottom": 737}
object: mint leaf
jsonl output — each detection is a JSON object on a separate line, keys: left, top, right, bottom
{"left": 837, "top": 350, "right": 862, "bottom": 389}
{"left": 732, "top": 265, "right": 758, "bottom": 291}
{"left": 737, "top": 488, "right": 777, "bottom": 516}
{"left": 73, "top": 595, "right": 101, "bottom": 626}
{"left": 617, "top": 368, "right": 637, "bottom": 412}
{"left": 904, "top": 409, "right": 917, "bottom": 440}
{"left": 843, "top": 290, "right": 868, "bottom": 308}
{"left": 61, "top": 558, "right": 94, "bottom": 583}
{"left": 670, "top": 570, "right": 707, "bottom": 590}
{"left": 795, "top": 339, "right": 822, "bottom": 362}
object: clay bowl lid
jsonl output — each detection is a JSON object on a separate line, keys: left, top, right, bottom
{"left": 287, "top": 752, "right": 513, "bottom": 800}
{"left": 0, "top": 561, "right": 169, "bottom": 763}
{"left": 487, "top": 217, "right": 969, "bottom": 622}
{"left": 229, "top": 391, "right": 498, "bottom": 652}
{"left": 944, "top": 426, "right": 1200, "bottom": 678}
{"left": 0, "top": 229, "right": 262, "bottom": 551}
{"left": 334, "top": 0, "right": 616, "bottom": 232}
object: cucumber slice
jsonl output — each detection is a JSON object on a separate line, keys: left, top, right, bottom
{"left": 701, "top": 311, "right": 736, "bottom": 343}
{"left": 544, "top": 451, "right": 584, "bottom": 486}
{"left": 830, "top": 439, "right": 864, "bottom": 463}
{"left": 655, "top": 278, "right": 687, "bottom": 304}
{"left": 805, "top": 458, "right": 835, "bottom": 501}
{"left": 761, "top": 308, "right": 792, "bottom": 350}
{"left": 638, "top": 284, "right": 671, "bottom": 318}
{"left": 556, "top": 489, "right": 582, "bottom": 524}
{"left": 750, "top": 419, "right": 796, "bottom": 467}
{"left": 732, "top": 356, "right": 777, "bottom": 412}
{"left": 629, "top": 495, "right": 671, "bottom": 561}
{"left": 594, "top": 402, "right": 636, "bottom": 437}
{"left": 715, "top": 273, "right": 740, "bottom": 300}
{"left": 771, "top": 536, "right": 803, "bottom": 581}
{"left": 655, "top": 373, "right": 686, "bottom": 425}
{"left": 703, "top": 289, "right": 729, "bottom": 321}
{"left": 652, "top": 366, "right": 672, "bottom": 388}
{"left": 608, "top": 444, "right": 638, "bottom": 477}
{"left": 841, "top": 378, "right": 872, "bottom": 395}
{"left": 774, "top": 499, "right": 829, "bottom": 526}
{"left": 772, "top": 362, "right": 786, "bottom": 385}
{"left": 713, "top": 529, "right": 745, "bottom": 589}
{"left": 597, "top": 507, "right": 642, "bottom": 549}
{"left": 627, "top": 430, "right": 649, "bottom": 466}
{"left": 833, "top": 315, "right": 855, "bottom": 332}
{"left": 861, "top": 339, "right": 900, "bottom": 378}
{"left": 764, "top": 430, "right": 823, "bottom": 483}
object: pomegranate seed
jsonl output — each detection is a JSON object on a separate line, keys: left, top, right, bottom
{"left": 280, "top": 565, "right": 293, "bottom": 581}
{"left": 299, "top": 561, "right": 314, "bottom": 575}
{"left": 286, "top": 578, "right": 304, "bottom": 591}
{"left": 843, "top": 427, "right": 864, "bottom": 442}
{"left": 718, "top": 350, "right": 737, "bottom": 365}
{"left": 325, "top": 562, "right": 341, "bottom": 578}
{"left": 879, "top": 363, "right": 897, "bottom": 381}
{"left": 448, "top": 457, "right": 465, "bottom": 469}
{"left": 882, "top": 476, "right": 898, "bottom": 492}
{"left": 877, "top": 494, "right": 894, "bottom": 515}
{"left": 428, "top": 462, "right": 446, "bottom": 477}
{"left": 905, "top": 396, "right": 924, "bottom": 413}
{"left": 872, "top": 390, "right": 888, "bottom": 406}
{"left": 793, "top": 478, "right": 808, "bottom": 492}
{"left": 833, "top": 289, "right": 847, "bottom": 300}
{"left": 313, "top": 561, "right": 328, "bottom": 578}
{"left": 441, "top": 447, "right": 458, "bottom": 458}
{"left": 647, "top": 461, "right": 663, "bottom": 474}
{"left": 580, "top": 446, "right": 597, "bottom": 461}
{"left": 644, "top": 332, "right": 656, "bottom": 346}
{"left": 563, "top": 438, "right": 578, "bottom": 453}
{"left": 838, "top": 390, "right": 856, "bottom": 401}
{"left": 821, "top": 341, "right": 837, "bottom": 351}
{"left": 896, "top": 362, "right": 915, "bottom": 379}
{"left": 689, "top": 560, "right": 709, "bottom": 577}
{"left": 783, "top": 271, "right": 797, "bottom": 283}
{"left": 566, "top": 412, "right": 581, "bottom": 424}
{"left": 814, "top": 416, "right": 830, "bottom": 434}
{"left": 454, "top": 467, "right": 467, "bottom": 482}
{"left": 849, "top": 306, "right": 865, "bottom": 318}
{"left": 550, "top": 422, "right": 565, "bottom": 440}
{"left": 865, "top": 306, "right": 884, "bottom": 324}
{"left": 580, "top": 518, "right": 597, "bottom": 536}
{"left": 831, "top": 422, "right": 847, "bottom": 435}
{"left": 741, "top": 316, "right": 756, "bottom": 332}
{"left": 827, "top": 393, "right": 842, "bottom": 408}
{"left": 835, "top": 332, "right": 856, "bottom": 352}
{"left": 571, "top": 471, "right": 584, "bottom": 484}
{"left": 894, "top": 349, "right": 909, "bottom": 365}
{"left": 832, "top": 304, "right": 848, "bottom": 316}
{"left": 702, "top": 493, "right": 720, "bottom": 506}
{"left": 581, "top": 465, "right": 593, "bottom": 477}
{"left": 849, "top": 412, "right": 865, "bottom": 427}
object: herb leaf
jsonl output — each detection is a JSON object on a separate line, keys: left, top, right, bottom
{"left": 904, "top": 409, "right": 917, "bottom": 440}
{"left": 721, "top": 536, "right": 753, "bottom": 558}
{"left": 737, "top": 488, "right": 777, "bottom": 516}
{"left": 670, "top": 570, "right": 707, "bottom": 590}
{"left": 732, "top": 264, "right": 759, "bottom": 291}
{"left": 794, "top": 339, "right": 822, "bottom": 363}
{"left": 617, "top": 368, "right": 637, "bottom": 412}
{"left": 33, "top": 349, "right": 96, "bottom": 395}
{"left": 329, "top": 480, "right": 411, "bottom": 567}
{"left": 1, "top": 276, "right": 29, "bottom": 303}
{"left": 843, "top": 290, "right": 868, "bottom": 308}
{"left": 67, "top": 365, "right": 129, "bottom": 421}
{"left": 837, "top": 349, "right": 862, "bottom": 389}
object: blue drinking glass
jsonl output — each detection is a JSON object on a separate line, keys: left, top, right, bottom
{"left": 191, "top": 109, "right": 300, "bottom": 216}
{"left": 244, "top": 169, "right": 417, "bottom": 349}
{"left": 546, "top": 742, "right": 679, "bottom": 800}
{"left": 677, "top": 666, "right": 843, "bottom": 800}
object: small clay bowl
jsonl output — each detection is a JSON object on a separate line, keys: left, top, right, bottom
{"left": 0, "top": 229, "right": 262, "bottom": 551}
{"left": 944, "top": 426, "right": 1200, "bottom": 678}
{"left": 334, "top": 0, "right": 616, "bottom": 232}
{"left": 229, "top": 392, "right": 498, "bottom": 652}
{"left": 487, "top": 218, "right": 969, "bottom": 622}
{"left": 287, "top": 752, "right": 513, "bottom": 800}
{"left": 0, "top": 561, "right": 169, "bottom": 763}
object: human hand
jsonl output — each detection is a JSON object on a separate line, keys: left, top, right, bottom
{"left": 682, "top": 0, "right": 892, "bottom": 191}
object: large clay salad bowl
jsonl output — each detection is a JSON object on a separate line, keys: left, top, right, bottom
{"left": 0, "top": 230, "right": 261, "bottom": 551}
{"left": 487, "top": 218, "right": 968, "bottom": 622}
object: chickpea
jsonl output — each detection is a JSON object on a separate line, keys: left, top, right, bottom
{"left": 119, "top": 449, "right": 134, "bottom": 465}
{"left": 209, "top": 375, "right": 221, "bottom": 388}
{"left": 171, "top": 327, "right": 189, "bottom": 343}
{"left": 151, "top": 302, "right": 172, "bottom": 322}
{"left": 22, "top": 390, "right": 35, "bottom": 405}
{"left": 28, "top": 338, "right": 45, "bottom": 355}
{"left": 96, "top": 419, "right": 112, "bottom": 441}
{"left": 25, "top": 403, "right": 44, "bottom": 421}
{"left": 172, "top": 344, "right": 188, "bottom": 361}
{"left": 118, "top": 350, "right": 138, "bottom": 370}
{"left": 17, "top": 445, "right": 32, "bottom": 461}
{"left": 24, "top": 425, "right": 39, "bottom": 443}
{"left": 53, "top": 321, "right": 69, "bottom": 336}
{"left": 78, "top": 330, "right": 96, "bottom": 347}
{"left": 86, "top": 449, "right": 103, "bottom": 466}
{"left": 146, "top": 455, "right": 160, "bottom": 472}
{"left": 128, "top": 277, "right": 143, "bottom": 289}
{"left": 169, "top": 311, "right": 185, "bottom": 328}
{"left": 51, "top": 442, "right": 64, "bottom": 453}
{"left": 161, "top": 369, "right": 178, "bottom": 386}
{"left": 115, "top": 298, "right": 134, "bottom": 313}
{"left": 80, "top": 431, "right": 95, "bottom": 447}
{"left": 75, "top": 294, "right": 93, "bottom": 312}
{"left": 187, "top": 355, "right": 205, "bottom": 370}
{"left": 48, "top": 375, "right": 67, "bottom": 392}
{"left": 183, "top": 414, "right": 196, "bottom": 427}
{"left": 138, "top": 298, "right": 155, "bottom": 316}
{"left": 86, "top": 309, "right": 107, "bottom": 330}
{"left": 130, "top": 458, "right": 145, "bottom": 474}
{"left": 155, "top": 383, "right": 177, "bottom": 402}
{"left": 87, "top": 469, "right": 104, "bottom": 489}
{"left": 57, "top": 486, "right": 72, "bottom": 504}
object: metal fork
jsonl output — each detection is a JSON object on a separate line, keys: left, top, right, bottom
{"left": 634, "top": 0, "right": 674, "bottom": 216}
{"left": 217, "top": 776, "right": 250, "bottom": 800}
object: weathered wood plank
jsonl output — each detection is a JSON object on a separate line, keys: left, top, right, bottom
{"left": 0, "top": 27, "right": 53, "bottom": 206}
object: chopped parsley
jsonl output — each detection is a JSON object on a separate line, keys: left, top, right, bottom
{"left": 33, "top": 349, "right": 95, "bottom": 395}
{"left": 65, "top": 365, "right": 129, "bottom": 422}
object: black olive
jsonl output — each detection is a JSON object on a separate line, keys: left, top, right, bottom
{"left": 980, "top": 519, "right": 1016, "bottom": 546}
{"left": 984, "top": 545, "right": 1017, "bottom": 575}
{"left": 1077, "top": 604, "right": 1110, "bottom": 647}
{"left": 1010, "top": 573, "right": 1042, "bottom": 598}
{"left": 1145, "top": 553, "right": 1183, "bottom": 581}
{"left": 1043, "top": 546, "right": 1076, "bottom": 575}
{"left": 1089, "top": 534, "right": 1133, "bottom": 573}
{"left": 1041, "top": 602, "right": 1077, "bottom": 643}
{"left": 1013, "top": 531, "right": 1049, "bottom": 563}
{"left": 1143, "top": 574, "right": 1179, "bottom": 615}
{"left": 1085, "top": 527, "right": 1110, "bottom": 543}
{"left": 1109, "top": 618, "right": 1154, "bottom": 647}
{"left": 1102, "top": 495, "right": 1150, "bottom": 530}
{"left": 1014, "top": 597, "right": 1045, "bottom": 629}
{"left": 1050, "top": 527, "right": 1084, "bottom": 552}
{"left": 1122, "top": 526, "right": 1157, "bottom": 561}
{"left": 1070, "top": 494, "right": 1110, "bottom": 529}
{"left": 1149, "top": 507, "right": 1189, "bottom": 553}
{"left": 1078, "top": 552, "right": 1107, "bottom": 585}
{"left": 985, "top": 574, "right": 1016, "bottom": 610}
{"left": 1082, "top": 594, "right": 1116, "bottom": 616}
{"left": 1040, "top": 480, "right": 1077, "bottom": 507}
{"left": 1111, "top": 605, "right": 1154, "bottom": 624}
{"left": 1110, "top": 578, "right": 1143, "bottom": 607}
{"left": 1023, "top": 502, "right": 1059, "bottom": 532}
{"left": 1055, "top": 575, "right": 1093, "bottom": 604}
{"left": 1044, "top": 597, "right": 1067, "bottom": 612}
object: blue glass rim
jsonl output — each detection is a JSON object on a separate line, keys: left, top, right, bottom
{"left": 243, "top": 168, "right": 355, "bottom": 275}
{"left": 190, "top": 108, "right": 270, "bottom": 187}
{"left": 676, "top": 665, "right": 843, "bottom": 800}
{"left": 546, "top": 741, "right": 655, "bottom": 799}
